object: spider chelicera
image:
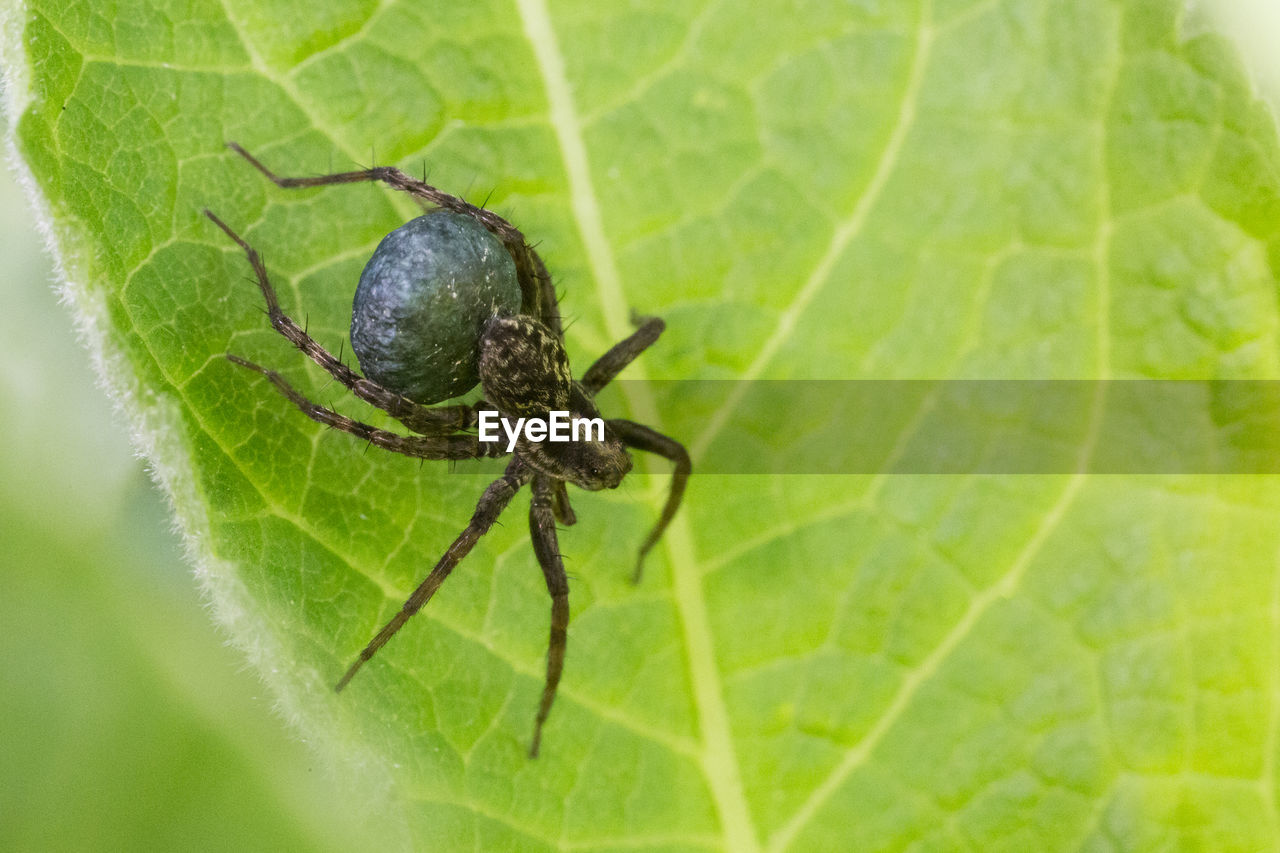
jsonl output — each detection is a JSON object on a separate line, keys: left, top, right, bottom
{"left": 205, "top": 143, "right": 689, "bottom": 757}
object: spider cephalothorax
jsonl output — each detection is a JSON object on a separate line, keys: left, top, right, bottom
{"left": 206, "top": 143, "right": 689, "bottom": 757}
{"left": 479, "top": 315, "right": 633, "bottom": 489}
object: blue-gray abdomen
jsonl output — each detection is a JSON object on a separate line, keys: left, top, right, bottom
{"left": 350, "top": 211, "right": 522, "bottom": 403}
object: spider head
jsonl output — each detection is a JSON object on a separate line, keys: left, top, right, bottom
{"left": 523, "top": 425, "right": 632, "bottom": 490}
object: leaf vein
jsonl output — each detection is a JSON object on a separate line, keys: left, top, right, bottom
{"left": 689, "top": 0, "right": 937, "bottom": 462}
{"left": 514, "top": 0, "right": 758, "bottom": 848}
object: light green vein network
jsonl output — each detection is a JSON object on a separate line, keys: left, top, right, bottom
{"left": 6, "top": 0, "right": 1280, "bottom": 850}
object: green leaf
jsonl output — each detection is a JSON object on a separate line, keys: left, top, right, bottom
{"left": 6, "top": 0, "right": 1280, "bottom": 849}
{"left": 0, "top": 164, "right": 368, "bottom": 852}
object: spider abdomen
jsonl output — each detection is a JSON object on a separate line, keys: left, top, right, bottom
{"left": 350, "top": 210, "right": 522, "bottom": 403}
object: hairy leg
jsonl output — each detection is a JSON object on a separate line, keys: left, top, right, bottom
{"left": 207, "top": 210, "right": 477, "bottom": 435}
{"left": 227, "top": 355, "right": 500, "bottom": 461}
{"left": 607, "top": 419, "right": 691, "bottom": 582}
{"left": 336, "top": 460, "right": 532, "bottom": 691}
{"left": 581, "top": 315, "right": 665, "bottom": 395}
{"left": 527, "top": 475, "right": 571, "bottom": 757}
{"left": 225, "top": 142, "right": 554, "bottom": 335}
{"left": 551, "top": 481, "right": 577, "bottom": 526}
{"left": 531, "top": 252, "right": 562, "bottom": 339}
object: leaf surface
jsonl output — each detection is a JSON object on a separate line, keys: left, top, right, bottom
{"left": 6, "top": 0, "right": 1280, "bottom": 848}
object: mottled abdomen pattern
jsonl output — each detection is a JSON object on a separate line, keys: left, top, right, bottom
{"left": 350, "top": 211, "right": 522, "bottom": 403}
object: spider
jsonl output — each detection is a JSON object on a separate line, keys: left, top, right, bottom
{"left": 204, "top": 143, "right": 689, "bottom": 757}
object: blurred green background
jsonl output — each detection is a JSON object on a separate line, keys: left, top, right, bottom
{"left": 0, "top": 155, "right": 370, "bottom": 849}
{"left": 1, "top": 1, "right": 1278, "bottom": 850}
{"left": 0, "top": 81, "right": 379, "bottom": 853}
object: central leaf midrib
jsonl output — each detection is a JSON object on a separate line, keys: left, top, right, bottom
{"left": 513, "top": 0, "right": 760, "bottom": 849}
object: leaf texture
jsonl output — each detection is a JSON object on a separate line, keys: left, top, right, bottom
{"left": 6, "top": 0, "right": 1280, "bottom": 848}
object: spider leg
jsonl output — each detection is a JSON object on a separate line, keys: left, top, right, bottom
{"left": 336, "top": 460, "right": 532, "bottom": 692}
{"left": 528, "top": 475, "right": 570, "bottom": 758}
{"left": 580, "top": 315, "right": 666, "bottom": 395}
{"left": 607, "top": 419, "right": 691, "bottom": 583}
{"left": 552, "top": 481, "right": 577, "bottom": 526}
{"left": 530, "top": 252, "right": 562, "bottom": 338}
{"left": 206, "top": 209, "right": 476, "bottom": 436}
{"left": 227, "top": 355, "right": 499, "bottom": 461}
{"left": 225, "top": 142, "right": 555, "bottom": 328}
